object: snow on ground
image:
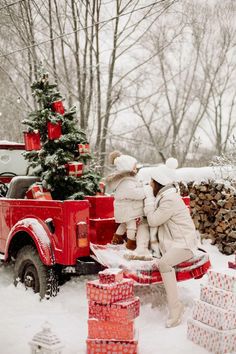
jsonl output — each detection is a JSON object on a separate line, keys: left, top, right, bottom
{"left": 0, "top": 240, "right": 234, "bottom": 354}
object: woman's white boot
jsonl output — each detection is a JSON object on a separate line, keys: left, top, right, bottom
{"left": 166, "top": 301, "right": 184, "bottom": 328}
{"left": 161, "top": 269, "right": 184, "bottom": 328}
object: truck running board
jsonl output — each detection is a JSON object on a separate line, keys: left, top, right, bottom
{"left": 65, "top": 257, "right": 103, "bottom": 276}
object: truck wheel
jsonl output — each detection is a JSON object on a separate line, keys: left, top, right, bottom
{"left": 14, "top": 245, "right": 59, "bottom": 299}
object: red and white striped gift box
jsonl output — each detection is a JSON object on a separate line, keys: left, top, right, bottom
{"left": 88, "top": 318, "right": 135, "bottom": 341}
{"left": 86, "top": 279, "right": 134, "bottom": 304}
{"left": 98, "top": 268, "right": 124, "bottom": 284}
{"left": 200, "top": 284, "right": 236, "bottom": 311}
{"left": 187, "top": 318, "right": 236, "bottom": 354}
{"left": 208, "top": 269, "right": 236, "bottom": 293}
{"left": 193, "top": 299, "right": 236, "bottom": 330}
{"left": 78, "top": 143, "right": 90, "bottom": 154}
{"left": 86, "top": 338, "right": 138, "bottom": 354}
{"left": 26, "top": 184, "right": 52, "bottom": 200}
{"left": 88, "top": 297, "right": 140, "bottom": 322}
{"left": 65, "top": 161, "right": 83, "bottom": 177}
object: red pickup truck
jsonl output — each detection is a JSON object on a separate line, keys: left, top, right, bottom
{"left": 0, "top": 143, "right": 211, "bottom": 298}
{"left": 0, "top": 178, "right": 116, "bottom": 298}
{"left": 0, "top": 143, "right": 116, "bottom": 298}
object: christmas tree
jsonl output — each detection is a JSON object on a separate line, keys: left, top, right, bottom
{"left": 22, "top": 66, "right": 101, "bottom": 200}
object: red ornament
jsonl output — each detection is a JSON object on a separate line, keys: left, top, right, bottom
{"left": 51, "top": 100, "right": 65, "bottom": 115}
{"left": 66, "top": 161, "right": 83, "bottom": 177}
{"left": 78, "top": 143, "right": 90, "bottom": 155}
{"left": 47, "top": 121, "right": 62, "bottom": 140}
{"left": 24, "top": 130, "right": 41, "bottom": 151}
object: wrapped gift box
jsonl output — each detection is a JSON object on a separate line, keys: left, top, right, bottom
{"left": 200, "top": 284, "right": 236, "bottom": 311}
{"left": 229, "top": 261, "right": 236, "bottom": 270}
{"left": 34, "top": 191, "right": 52, "bottom": 200}
{"left": 187, "top": 318, "right": 236, "bottom": 354}
{"left": 98, "top": 268, "right": 123, "bottom": 284}
{"left": 66, "top": 162, "right": 83, "bottom": 177}
{"left": 89, "top": 297, "right": 140, "bottom": 322}
{"left": 86, "top": 338, "right": 137, "bottom": 354}
{"left": 26, "top": 184, "right": 42, "bottom": 199}
{"left": 87, "top": 279, "right": 134, "bottom": 304}
{"left": 26, "top": 184, "right": 52, "bottom": 200}
{"left": 78, "top": 143, "right": 90, "bottom": 154}
{"left": 88, "top": 318, "right": 134, "bottom": 341}
{"left": 208, "top": 269, "right": 236, "bottom": 292}
{"left": 193, "top": 299, "right": 236, "bottom": 330}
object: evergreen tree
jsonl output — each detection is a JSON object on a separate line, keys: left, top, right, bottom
{"left": 22, "top": 67, "right": 101, "bottom": 200}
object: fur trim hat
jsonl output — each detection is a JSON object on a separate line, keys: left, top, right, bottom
{"left": 109, "top": 150, "right": 122, "bottom": 165}
{"left": 109, "top": 151, "right": 137, "bottom": 172}
{"left": 150, "top": 157, "right": 178, "bottom": 185}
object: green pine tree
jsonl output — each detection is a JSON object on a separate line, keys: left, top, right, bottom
{"left": 22, "top": 66, "right": 101, "bottom": 200}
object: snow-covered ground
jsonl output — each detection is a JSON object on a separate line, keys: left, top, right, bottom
{"left": 0, "top": 240, "right": 234, "bottom": 354}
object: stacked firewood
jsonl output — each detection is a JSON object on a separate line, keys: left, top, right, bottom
{"left": 179, "top": 181, "right": 236, "bottom": 255}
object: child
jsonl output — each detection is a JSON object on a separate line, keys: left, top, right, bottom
{"left": 105, "top": 151, "right": 146, "bottom": 250}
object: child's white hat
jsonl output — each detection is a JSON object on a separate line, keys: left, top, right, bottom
{"left": 114, "top": 154, "right": 137, "bottom": 172}
{"left": 150, "top": 158, "right": 178, "bottom": 185}
{"left": 109, "top": 150, "right": 137, "bottom": 172}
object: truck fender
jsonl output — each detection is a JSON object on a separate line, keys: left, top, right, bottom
{"left": 5, "top": 217, "right": 55, "bottom": 266}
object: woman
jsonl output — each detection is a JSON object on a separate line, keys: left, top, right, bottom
{"left": 144, "top": 158, "right": 198, "bottom": 328}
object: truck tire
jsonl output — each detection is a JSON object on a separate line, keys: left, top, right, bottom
{"left": 14, "top": 245, "right": 59, "bottom": 299}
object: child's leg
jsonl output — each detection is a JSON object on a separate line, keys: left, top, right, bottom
{"left": 116, "top": 223, "right": 127, "bottom": 235}
{"left": 135, "top": 221, "right": 152, "bottom": 258}
{"left": 125, "top": 219, "right": 137, "bottom": 250}
{"left": 125, "top": 222, "right": 152, "bottom": 260}
{"left": 111, "top": 223, "right": 126, "bottom": 244}
{"left": 126, "top": 219, "right": 136, "bottom": 240}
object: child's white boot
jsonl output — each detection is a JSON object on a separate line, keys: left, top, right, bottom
{"left": 133, "top": 223, "right": 152, "bottom": 260}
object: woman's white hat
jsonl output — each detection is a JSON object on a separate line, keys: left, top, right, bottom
{"left": 150, "top": 158, "right": 178, "bottom": 185}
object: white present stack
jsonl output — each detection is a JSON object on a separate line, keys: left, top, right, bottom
{"left": 187, "top": 269, "right": 236, "bottom": 353}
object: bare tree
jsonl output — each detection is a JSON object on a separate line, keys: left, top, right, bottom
{"left": 199, "top": 0, "right": 236, "bottom": 155}
{"left": 113, "top": 0, "right": 236, "bottom": 167}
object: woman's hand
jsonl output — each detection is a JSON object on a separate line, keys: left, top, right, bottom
{"left": 144, "top": 184, "right": 154, "bottom": 198}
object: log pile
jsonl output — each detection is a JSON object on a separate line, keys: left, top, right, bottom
{"left": 179, "top": 181, "right": 236, "bottom": 255}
